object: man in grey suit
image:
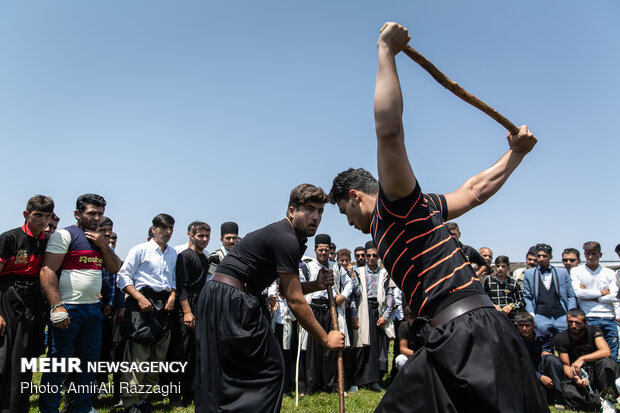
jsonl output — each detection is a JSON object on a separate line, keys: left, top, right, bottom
{"left": 523, "top": 243, "right": 577, "bottom": 335}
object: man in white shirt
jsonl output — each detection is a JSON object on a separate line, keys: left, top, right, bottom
{"left": 116, "top": 214, "right": 177, "bottom": 413}
{"left": 571, "top": 241, "right": 619, "bottom": 360}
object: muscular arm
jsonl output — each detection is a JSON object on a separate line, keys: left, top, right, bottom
{"left": 40, "top": 252, "right": 66, "bottom": 306}
{"left": 280, "top": 271, "right": 343, "bottom": 351}
{"left": 399, "top": 338, "right": 414, "bottom": 358}
{"left": 444, "top": 125, "right": 536, "bottom": 220}
{"left": 374, "top": 23, "right": 416, "bottom": 202}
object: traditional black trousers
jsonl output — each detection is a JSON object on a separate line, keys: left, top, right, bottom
{"left": 195, "top": 281, "right": 284, "bottom": 413}
{"left": 163, "top": 293, "right": 200, "bottom": 402}
{"left": 376, "top": 307, "right": 549, "bottom": 413}
{"left": 355, "top": 303, "right": 387, "bottom": 386}
{"left": 0, "top": 281, "right": 46, "bottom": 413}
{"left": 305, "top": 299, "right": 338, "bottom": 394}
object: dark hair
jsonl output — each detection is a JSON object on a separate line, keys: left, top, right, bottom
{"left": 26, "top": 195, "right": 54, "bottom": 213}
{"left": 76, "top": 193, "right": 106, "bottom": 212}
{"left": 404, "top": 305, "right": 412, "bottom": 318}
{"left": 50, "top": 213, "right": 60, "bottom": 223}
{"left": 110, "top": 232, "right": 117, "bottom": 240}
{"left": 567, "top": 308, "right": 586, "bottom": 319}
{"left": 336, "top": 248, "right": 351, "bottom": 259}
{"left": 526, "top": 246, "right": 537, "bottom": 257}
{"left": 328, "top": 168, "right": 379, "bottom": 204}
{"left": 189, "top": 221, "right": 210, "bottom": 235}
{"left": 152, "top": 213, "right": 175, "bottom": 228}
{"left": 354, "top": 246, "right": 366, "bottom": 253}
{"left": 495, "top": 255, "right": 510, "bottom": 266}
{"left": 583, "top": 241, "right": 601, "bottom": 252}
{"left": 446, "top": 222, "right": 459, "bottom": 231}
{"left": 148, "top": 227, "right": 154, "bottom": 238}
{"left": 288, "top": 183, "right": 328, "bottom": 209}
{"left": 562, "top": 248, "right": 580, "bottom": 259}
{"left": 330, "top": 243, "right": 336, "bottom": 250}
{"left": 615, "top": 244, "right": 620, "bottom": 254}
{"left": 98, "top": 216, "right": 113, "bottom": 228}
{"left": 535, "top": 243, "right": 552, "bottom": 254}
{"left": 515, "top": 312, "right": 534, "bottom": 325}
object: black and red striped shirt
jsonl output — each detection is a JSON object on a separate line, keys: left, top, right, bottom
{"left": 370, "top": 183, "right": 484, "bottom": 318}
{"left": 0, "top": 223, "right": 48, "bottom": 278}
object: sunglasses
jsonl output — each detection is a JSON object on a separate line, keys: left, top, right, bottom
{"left": 355, "top": 254, "right": 365, "bottom": 258}
{"left": 366, "top": 253, "right": 379, "bottom": 258}
{"left": 562, "top": 258, "right": 577, "bottom": 263}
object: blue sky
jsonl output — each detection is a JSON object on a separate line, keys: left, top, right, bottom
{"left": 1, "top": 1, "right": 619, "bottom": 262}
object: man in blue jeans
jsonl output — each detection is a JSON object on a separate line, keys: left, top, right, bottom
{"left": 523, "top": 243, "right": 577, "bottom": 336}
{"left": 39, "top": 194, "right": 122, "bottom": 413}
{"left": 571, "top": 241, "right": 620, "bottom": 360}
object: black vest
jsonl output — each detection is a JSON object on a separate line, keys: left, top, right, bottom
{"left": 535, "top": 268, "right": 565, "bottom": 318}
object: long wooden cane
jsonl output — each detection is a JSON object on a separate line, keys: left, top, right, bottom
{"left": 401, "top": 45, "right": 519, "bottom": 135}
{"left": 326, "top": 287, "right": 345, "bottom": 413}
{"left": 381, "top": 24, "right": 520, "bottom": 135}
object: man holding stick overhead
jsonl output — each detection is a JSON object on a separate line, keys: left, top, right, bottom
{"left": 195, "top": 183, "right": 344, "bottom": 413}
{"left": 329, "top": 22, "right": 548, "bottom": 412}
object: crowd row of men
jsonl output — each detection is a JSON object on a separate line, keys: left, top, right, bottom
{"left": 1, "top": 193, "right": 620, "bottom": 413}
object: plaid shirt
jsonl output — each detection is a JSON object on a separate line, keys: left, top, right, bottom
{"left": 483, "top": 275, "right": 524, "bottom": 320}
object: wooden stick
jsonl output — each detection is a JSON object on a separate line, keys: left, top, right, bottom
{"left": 402, "top": 45, "right": 520, "bottom": 135}
{"left": 326, "top": 287, "right": 345, "bottom": 413}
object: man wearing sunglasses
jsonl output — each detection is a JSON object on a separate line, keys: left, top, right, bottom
{"left": 523, "top": 244, "right": 577, "bottom": 337}
{"left": 561, "top": 248, "right": 581, "bottom": 273}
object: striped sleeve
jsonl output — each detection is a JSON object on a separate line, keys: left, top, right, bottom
{"left": 425, "top": 193, "right": 448, "bottom": 221}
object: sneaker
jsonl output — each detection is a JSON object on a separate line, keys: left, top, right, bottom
{"left": 602, "top": 398, "right": 617, "bottom": 413}
{"left": 553, "top": 404, "right": 565, "bottom": 410}
{"left": 348, "top": 385, "right": 358, "bottom": 393}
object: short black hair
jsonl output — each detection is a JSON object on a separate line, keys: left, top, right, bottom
{"left": 152, "top": 213, "right": 175, "bottom": 229}
{"left": 583, "top": 241, "right": 601, "bottom": 252}
{"left": 562, "top": 248, "right": 580, "bottom": 259}
{"left": 76, "top": 193, "right": 106, "bottom": 212}
{"left": 288, "top": 184, "right": 328, "bottom": 209}
{"left": 189, "top": 221, "right": 210, "bottom": 235}
{"left": 98, "top": 216, "right": 113, "bottom": 228}
{"left": 615, "top": 244, "right": 620, "bottom": 254}
{"left": 446, "top": 222, "right": 459, "bottom": 232}
{"left": 527, "top": 246, "right": 537, "bottom": 256}
{"left": 567, "top": 308, "right": 586, "bottom": 319}
{"left": 354, "top": 246, "right": 366, "bottom": 253}
{"left": 110, "top": 232, "right": 117, "bottom": 240}
{"left": 495, "top": 255, "right": 510, "bottom": 266}
{"left": 515, "top": 312, "right": 534, "bottom": 325}
{"left": 26, "top": 195, "right": 55, "bottom": 213}
{"left": 328, "top": 168, "right": 378, "bottom": 204}
{"left": 535, "top": 243, "right": 552, "bottom": 254}
{"left": 188, "top": 221, "right": 211, "bottom": 234}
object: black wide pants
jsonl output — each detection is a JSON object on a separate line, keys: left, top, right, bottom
{"left": 195, "top": 280, "right": 284, "bottom": 413}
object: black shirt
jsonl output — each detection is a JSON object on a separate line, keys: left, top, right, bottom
{"left": 0, "top": 224, "right": 48, "bottom": 279}
{"left": 554, "top": 325, "right": 604, "bottom": 364}
{"left": 459, "top": 243, "right": 488, "bottom": 269}
{"left": 176, "top": 248, "right": 210, "bottom": 301}
{"left": 397, "top": 319, "right": 416, "bottom": 351}
{"left": 370, "top": 183, "right": 483, "bottom": 318}
{"left": 521, "top": 328, "right": 553, "bottom": 368}
{"left": 217, "top": 219, "right": 307, "bottom": 293}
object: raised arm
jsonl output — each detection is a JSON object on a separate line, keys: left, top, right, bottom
{"left": 374, "top": 22, "right": 416, "bottom": 202}
{"left": 444, "top": 125, "right": 536, "bottom": 220}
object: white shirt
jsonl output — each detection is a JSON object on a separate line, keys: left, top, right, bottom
{"left": 571, "top": 264, "right": 619, "bottom": 318}
{"left": 117, "top": 240, "right": 177, "bottom": 292}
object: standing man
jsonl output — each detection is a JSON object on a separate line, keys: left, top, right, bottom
{"left": 0, "top": 195, "right": 54, "bottom": 413}
{"left": 169, "top": 221, "right": 211, "bottom": 407}
{"left": 483, "top": 255, "right": 524, "bottom": 323}
{"left": 571, "top": 241, "right": 619, "bottom": 360}
{"left": 523, "top": 244, "right": 577, "bottom": 336}
{"left": 561, "top": 248, "right": 581, "bottom": 273}
{"left": 174, "top": 221, "right": 211, "bottom": 255}
{"left": 329, "top": 22, "right": 546, "bottom": 411}
{"left": 445, "top": 222, "right": 489, "bottom": 278}
{"left": 195, "top": 184, "right": 344, "bottom": 412}
{"left": 206, "top": 221, "right": 239, "bottom": 277}
{"left": 479, "top": 247, "right": 494, "bottom": 281}
{"left": 116, "top": 214, "right": 177, "bottom": 413}
{"left": 512, "top": 246, "right": 538, "bottom": 286}
{"left": 39, "top": 194, "right": 122, "bottom": 413}
{"left": 353, "top": 246, "right": 366, "bottom": 268}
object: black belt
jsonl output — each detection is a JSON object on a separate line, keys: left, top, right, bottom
{"left": 429, "top": 294, "right": 494, "bottom": 327}
{"left": 0, "top": 278, "right": 41, "bottom": 297}
{"left": 310, "top": 298, "right": 329, "bottom": 310}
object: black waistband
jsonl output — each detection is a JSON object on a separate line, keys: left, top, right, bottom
{"left": 139, "top": 286, "right": 172, "bottom": 300}
{"left": 429, "top": 294, "right": 494, "bottom": 327}
{"left": 0, "top": 276, "right": 41, "bottom": 296}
